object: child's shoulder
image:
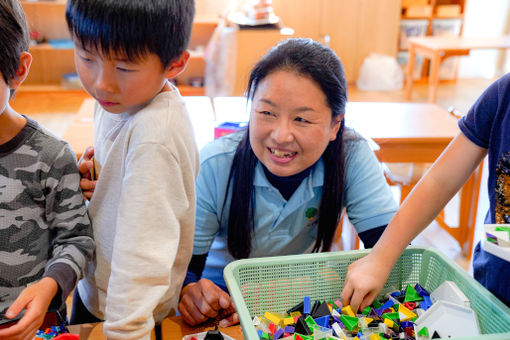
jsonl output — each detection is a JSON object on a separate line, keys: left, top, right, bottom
{"left": 129, "top": 90, "right": 194, "bottom": 143}
{"left": 23, "top": 118, "right": 75, "bottom": 161}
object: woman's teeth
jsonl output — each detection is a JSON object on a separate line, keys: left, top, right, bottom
{"left": 270, "top": 148, "right": 296, "bottom": 157}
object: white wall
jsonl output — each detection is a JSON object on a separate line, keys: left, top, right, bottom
{"left": 458, "top": 0, "right": 510, "bottom": 78}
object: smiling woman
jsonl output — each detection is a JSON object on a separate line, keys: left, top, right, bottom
{"left": 178, "top": 38, "right": 399, "bottom": 328}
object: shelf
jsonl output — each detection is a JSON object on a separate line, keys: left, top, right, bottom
{"left": 177, "top": 85, "right": 205, "bottom": 96}
{"left": 18, "top": 85, "right": 85, "bottom": 93}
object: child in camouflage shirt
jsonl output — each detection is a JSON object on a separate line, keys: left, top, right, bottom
{"left": 0, "top": 1, "right": 94, "bottom": 338}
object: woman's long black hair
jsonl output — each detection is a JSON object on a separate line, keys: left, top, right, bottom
{"left": 224, "top": 38, "right": 348, "bottom": 259}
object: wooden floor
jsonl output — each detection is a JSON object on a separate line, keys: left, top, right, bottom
{"left": 13, "top": 78, "right": 497, "bottom": 272}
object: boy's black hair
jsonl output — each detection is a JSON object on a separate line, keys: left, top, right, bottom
{"left": 223, "top": 38, "right": 348, "bottom": 259}
{"left": 0, "top": 0, "right": 30, "bottom": 97}
{"left": 65, "top": 0, "right": 195, "bottom": 68}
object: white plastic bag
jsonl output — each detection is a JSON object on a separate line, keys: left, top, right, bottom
{"left": 356, "top": 53, "right": 403, "bottom": 91}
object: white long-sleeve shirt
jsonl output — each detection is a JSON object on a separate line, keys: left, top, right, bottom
{"left": 78, "top": 88, "right": 199, "bottom": 340}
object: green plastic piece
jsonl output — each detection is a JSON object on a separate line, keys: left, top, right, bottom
{"left": 418, "top": 326, "right": 429, "bottom": 337}
{"left": 339, "top": 314, "right": 359, "bottom": 331}
{"left": 305, "top": 315, "right": 319, "bottom": 331}
{"left": 295, "top": 335, "right": 313, "bottom": 340}
{"left": 261, "top": 331, "right": 271, "bottom": 339}
{"left": 404, "top": 284, "right": 423, "bottom": 302}
{"left": 382, "top": 312, "right": 400, "bottom": 321}
{"left": 362, "top": 306, "right": 371, "bottom": 315}
{"left": 371, "top": 299, "right": 382, "bottom": 309}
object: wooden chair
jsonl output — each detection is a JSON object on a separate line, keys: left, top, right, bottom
{"left": 382, "top": 107, "right": 483, "bottom": 261}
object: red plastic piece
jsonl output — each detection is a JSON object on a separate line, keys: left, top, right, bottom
{"left": 404, "top": 302, "right": 416, "bottom": 311}
{"left": 54, "top": 334, "right": 79, "bottom": 340}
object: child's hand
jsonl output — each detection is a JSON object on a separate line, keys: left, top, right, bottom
{"left": 340, "top": 253, "right": 392, "bottom": 313}
{"left": 178, "top": 279, "right": 238, "bottom": 328}
{"left": 0, "top": 277, "right": 58, "bottom": 340}
{"left": 78, "top": 146, "right": 96, "bottom": 200}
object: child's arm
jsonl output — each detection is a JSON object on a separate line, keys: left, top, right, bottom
{"left": 340, "top": 132, "right": 487, "bottom": 312}
{"left": 44, "top": 143, "right": 95, "bottom": 309}
{"left": 104, "top": 143, "right": 195, "bottom": 340}
{"left": 0, "top": 277, "right": 58, "bottom": 339}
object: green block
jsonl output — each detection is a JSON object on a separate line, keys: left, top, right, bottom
{"left": 339, "top": 314, "right": 359, "bottom": 331}
{"left": 381, "top": 312, "right": 400, "bottom": 321}
{"left": 404, "top": 283, "right": 423, "bottom": 302}
{"left": 362, "top": 306, "right": 371, "bottom": 315}
{"left": 371, "top": 299, "right": 382, "bottom": 309}
{"left": 261, "top": 331, "right": 271, "bottom": 339}
{"left": 418, "top": 326, "right": 429, "bottom": 337}
{"left": 305, "top": 315, "right": 319, "bottom": 331}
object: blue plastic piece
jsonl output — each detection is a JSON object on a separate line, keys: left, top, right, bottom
{"left": 420, "top": 295, "right": 433, "bottom": 310}
{"left": 401, "top": 321, "right": 414, "bottom": 328}
{"left": 273, "top": 328, "right": 284, "bottom": 339}
{"left": 381, "top": 299, "right": 395, "bottom": 310}
{"left": 415, "top": 283, "right": 430, "bottom": 297}
{"left": 304, "top": 296, "right": 311, "bottom": 315}
{"left": 257, "top": 329, "right": 263, "bottom": 338}
{"left": 314, "top": 316, "right": 330, "bottom": 328}
{"left": 390, "top": 291, "right": 401, "bottom": 297}
{"left": 284, "top": 325, "right": 295, "bottom": 333}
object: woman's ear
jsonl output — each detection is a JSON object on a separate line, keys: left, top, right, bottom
{"left": 164, "top": 50, "right": 190, "bottom": 79}
{"left": 329, "top": 113, "right": 345, "bottom": 141}
{"left": 9, "top": 52, "right": 32, "bottom": 89}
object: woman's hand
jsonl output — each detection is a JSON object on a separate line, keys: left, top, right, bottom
{"left": 340, "top": 253, "right": 392, "bottom": 313}
{"left": 78, "top": 147, "right": 96, "bottom": 200}
{"left": 178, "top": 279, "right": 238, "bottom": 327}
{"left": 0, "top": 277, "right": 59, "bottom": 340}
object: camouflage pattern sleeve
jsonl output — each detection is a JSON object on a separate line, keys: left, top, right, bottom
{"left": 42, "top": 141, "right": 95, "bottom": 291}
{"left": 0, "top": 122, "right": 94, "bottom": 312}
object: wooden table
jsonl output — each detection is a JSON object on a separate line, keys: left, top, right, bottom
{"left": 62, "top": 97, "right": 215, "bottom": 160}
{"left": 406, "top": 36, "right": 510, "bottom": 103}
{"left": 67, "top": 316, "right": 243, "bottom": 339}
{"left": 213, "top": 98, "right": 481, "bottom": 258}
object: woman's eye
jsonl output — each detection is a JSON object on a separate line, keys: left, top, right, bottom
{"left": 117, "top": 67, "right": 133, "bottom": 72}
{"left": 259, "top": 110, "right": 272, "bottom": 116}
{"left": 295, "top": 117, "right": 309, "bottom": 123}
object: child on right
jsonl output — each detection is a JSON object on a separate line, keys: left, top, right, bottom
{"left": 341, "top": 73, "right": 510, "bottom": 312}
{"left": 66, "top": 1, "right": 199, "bottom": 339}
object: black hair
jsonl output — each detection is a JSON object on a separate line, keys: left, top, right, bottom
{"left": 0, "top": 0, "right": 29, "bottom": 97}
{"left": 225, "top": 38, "right": 348, "bottom": 259}
{"left": 65, "top": 0, "right": 195, "bottom": 68}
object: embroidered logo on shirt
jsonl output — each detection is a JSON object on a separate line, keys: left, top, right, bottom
{"left": 495, "top": 151, "right": 510, "bottom": 223}
{"left": 305, "top": 207, "right": 318, "bottom": 221}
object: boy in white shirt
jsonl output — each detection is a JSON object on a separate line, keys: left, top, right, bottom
{"left": 65, "top": 1, "right": 199, "bottom": 339}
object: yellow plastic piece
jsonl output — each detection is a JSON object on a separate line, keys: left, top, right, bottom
{"left": 283, "top": 317, "right": 294, "bottom": 325}
{"left": 384, "top": 318, "right": 394, "bottom": 328}
{"left": 290, "top": 311, "right": 302, "bottom": 318}
{"left": 398, "top": 304, "right": 417, "bottom": 321}
{"left": 369, "top": 334, "right": 381, "bottom": 340}
{"left": 365, "top": 317, "right": 373, "bottom": 324}
{"left": 341, "top": 305, "right": 355, "bottom": 317}
{"left": 264, "top": 312, "right": 281, "bottom": 325}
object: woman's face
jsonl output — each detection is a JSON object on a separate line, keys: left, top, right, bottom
{"left": 249, "top": 70, "right": 342, "bottom": 177}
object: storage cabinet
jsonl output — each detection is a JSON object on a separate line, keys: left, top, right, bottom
{"left": 19, "top": 0, "right": 218, "bottom": 96}
{"left": 398, "top": 0, "right": 466, "bottom": 79}
{"left": 271, "top": 0, "right": 401, "bottom": 83}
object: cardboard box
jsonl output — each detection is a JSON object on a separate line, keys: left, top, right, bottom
{"left": 401, "top": 0, "right": 429, "bottom": 7}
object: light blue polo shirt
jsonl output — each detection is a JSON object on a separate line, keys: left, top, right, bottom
{"left": 194, "top": 129, "right": 398, "bottom": 288}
